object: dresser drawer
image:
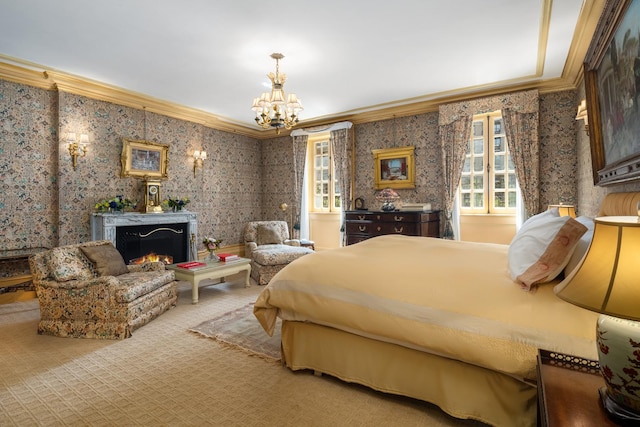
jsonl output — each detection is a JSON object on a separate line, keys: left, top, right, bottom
{"left": 345, "top": 222, "right": 384, "bottom": 235}
{"left": 379, "top": 212, "right": 419, "bottom": 223}
{"left": 381, "top": 222, "right": 417, "bottom": 235}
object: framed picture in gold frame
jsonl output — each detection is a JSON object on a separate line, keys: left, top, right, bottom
{"left": 584, "top": 0, "right": 640, "bottom": 185}
{"left": 120, "top": 138, "right": 169, "bottom": 179}
{"left": 372, "top": 146, "right": 415, "bottom": 189}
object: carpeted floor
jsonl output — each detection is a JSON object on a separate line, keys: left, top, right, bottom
{"left": 0, "top": 274, "right": 487, "bottom": 426}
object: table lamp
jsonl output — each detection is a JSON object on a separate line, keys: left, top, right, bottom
{"left": 548, "top": 204, "right": 576, "bottom": 218}
{"left": 375, "top": 188, "right": 400, "bottom": 211}
{"left": 555, "top": 216, "right": 640, "bottom": 423}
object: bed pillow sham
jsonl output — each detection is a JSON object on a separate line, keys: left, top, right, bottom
{"left": 562, "top": 216, "right": 594, "bottom": 277}
{"left": 508, "top": 212, "right": 588, "bottom": 290}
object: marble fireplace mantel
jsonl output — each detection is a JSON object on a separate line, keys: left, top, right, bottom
{"left": 90, "top": 211, "right": 198, "bottom": 261}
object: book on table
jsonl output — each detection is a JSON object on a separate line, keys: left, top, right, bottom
{"left": 176, "top": 261, "right": 207, "bottom": 269}
{"left": 218, "top": 253, "right": 240, "bottom": 262}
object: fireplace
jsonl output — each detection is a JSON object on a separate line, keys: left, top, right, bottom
{"left": 116, "top": 223, "right": 188, "bottom": 264}
{"left": 91, "top": 211, "right": 198, "bottom": 264}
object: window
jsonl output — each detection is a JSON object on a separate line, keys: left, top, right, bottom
{"left": 459, "top": 111, "right": 517, "bottom": 214}
{"left": 309, "top": 134, "right": 341, "bottom": 212}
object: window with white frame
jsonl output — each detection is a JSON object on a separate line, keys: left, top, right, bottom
{"left": 309, "top": 134, "right": 341, "bottom": 212}
{"left": 459, "top": 111, "right": 517, "bottom": 214}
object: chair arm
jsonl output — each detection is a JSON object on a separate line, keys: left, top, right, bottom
{"left": 127, "top": 261, "right": 166, "bottom": 273}
{"left": 245, "top": 242, "right": 258, "bottom": 258}
{"left": 35, "top": 275, "right": 120, "bottom": 290}
{"left": 284, "top": 239, "right": 301, "bottom": 247}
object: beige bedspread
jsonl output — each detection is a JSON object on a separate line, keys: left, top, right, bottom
{"left": 254, "top": 234, "right": 598, "bottom": 381}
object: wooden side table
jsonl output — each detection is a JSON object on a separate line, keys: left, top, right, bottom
{"left": 537, "top": 349, "right": 617, "bottom": 426}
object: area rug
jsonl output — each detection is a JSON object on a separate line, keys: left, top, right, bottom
{"left": 189, "top": 303, "right": 281, "bottom": 362}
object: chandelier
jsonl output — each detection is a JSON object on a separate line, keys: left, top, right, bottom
{"left": 251, "top": 53, "right": 303, "bottom": 134}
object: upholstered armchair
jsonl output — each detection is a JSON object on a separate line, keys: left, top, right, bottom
{"left": 29, "top": 240, "right": 178, "bottom": 339}
{"left": 243, "top": 221, "right": 314, "bottom": 285}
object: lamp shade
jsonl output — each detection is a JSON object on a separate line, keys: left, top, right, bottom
{"left": 555, "top": 216, "right": 640, "bottom": 320}
{"left": 548, "top": 204, "right": 576, "bottom": 218}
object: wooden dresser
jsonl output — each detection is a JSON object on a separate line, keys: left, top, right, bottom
{"left": 344, "top": 210, "right": 440, "bottom": 245}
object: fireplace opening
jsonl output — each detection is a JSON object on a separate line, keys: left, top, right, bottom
{"left": 116, "top": 223, "right": 188, "bottom": 265}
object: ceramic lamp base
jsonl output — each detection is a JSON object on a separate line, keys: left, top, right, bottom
{"left": 597, "top": 314, "right": 640, "bottom": 420}
{"left": 381, "top": 202, "right": 395, "bottom": 211}
{"left": 599, "top": 387, "right": 640, "bottom": 425}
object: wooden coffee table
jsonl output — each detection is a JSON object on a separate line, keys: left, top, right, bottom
{"left": 167, "top": 258, "right": 251, "bottom": 304}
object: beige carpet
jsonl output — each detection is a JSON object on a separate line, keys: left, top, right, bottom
{"left": 0, "top": 275, "right": 487, "bottom": 426}
{"left": 190, "top": 302, "right": 281, "bottom": 362}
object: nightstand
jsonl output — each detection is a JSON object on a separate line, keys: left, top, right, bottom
{"left": 537, "top": 349, "right": 616, "bottom": 426}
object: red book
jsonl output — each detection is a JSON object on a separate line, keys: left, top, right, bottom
{"left": 176, "top": 261, "right": 207, "bottom": 269}
{"left": 218, "top": 253, "right": 239, "bottom": 262}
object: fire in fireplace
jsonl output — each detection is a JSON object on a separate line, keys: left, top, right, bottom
{"left": 116, "top": 223, "right": 188, "bottom": 265}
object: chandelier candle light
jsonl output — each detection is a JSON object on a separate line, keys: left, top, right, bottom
{"left": 251, "top": 53, "right": 303, "bottom": 134}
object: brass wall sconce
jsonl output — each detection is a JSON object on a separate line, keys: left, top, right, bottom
{"left": 67, "top": 132, "right": 89, "bottom": 171}
{"left": 193, "top": 149, "right": 207, "bottom": 177}
{"left": 575, "top": 99, "right": 589, "bottom": 136}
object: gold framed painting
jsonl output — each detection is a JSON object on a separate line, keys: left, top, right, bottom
{"left": 121, "top": 138, "right": 169, "bottom": 179}
{"left": 584, "top": 0, "right": 640, "bottom": 185}
{"left": 372, "top": 146, "right": 415, "bottom": 189}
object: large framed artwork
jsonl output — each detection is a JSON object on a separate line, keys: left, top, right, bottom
{"left": 585, "top": 0, "right": 640, "bottom": 185}
{"left": 120, "top": 138, "right": 169, "bottom": 179}
{"left": 372, "top": 146, "right": 415, "bottom": 189}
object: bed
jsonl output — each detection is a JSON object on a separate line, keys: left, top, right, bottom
{"left": 253, "top": 193, "right": 640, "bottom": 426}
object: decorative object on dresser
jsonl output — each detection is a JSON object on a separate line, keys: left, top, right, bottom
{"left": 354, "top": 197, "right": 366, "bottom": 210}
{"left": 374, "top": 188, "right": 400, "bottom": 211}
{"left": 555, "top": 215, "right": 640, "bottom": 423}
{"left": 344, "top": 210, "right": 440, "bottom": 245}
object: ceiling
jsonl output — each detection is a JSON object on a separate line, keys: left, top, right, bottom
{"left": 0, "top": 0, "right": 604, "bottom": 135}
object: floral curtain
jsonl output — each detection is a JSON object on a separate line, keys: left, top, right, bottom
{"left": 439, "top": 116, "right": 472, "bottom": 239}
{"left": 292, "top": 134, "right": 308, "bottom": 239}
{"left": 502, "top": 108, "right": 540, "bottom": 216}
{"left": 330, "top": 127, "right": 353, "bottom": 245}
{"left": 438, "top": 89, "right": 540, "bottom": 238}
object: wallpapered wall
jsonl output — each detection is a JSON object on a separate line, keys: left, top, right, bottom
{"left": 1, "top": 80, "right": 264, "bottom": 252}
{"left": 352, "top": 90, "right": 581, "bottom": 213}
{"left": 4, "top": 75, "right": 640, "bottom": 254}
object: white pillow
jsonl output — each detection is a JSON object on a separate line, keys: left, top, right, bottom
{"left": 508, "top": 213, "right": 588, "bottom": 290}
{"left": 563, "top": 216, "right": 594, "bottom": 277}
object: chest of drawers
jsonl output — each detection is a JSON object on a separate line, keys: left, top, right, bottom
{"left": 344, "top": 210, "right": 440, "bottom": 245}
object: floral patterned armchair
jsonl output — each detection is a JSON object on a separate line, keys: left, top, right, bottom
{"left": 243, "top": 221, "right": 314, "bottom": 285}
{"left": 29, "top": 240, "right": 178, "bottom": 339}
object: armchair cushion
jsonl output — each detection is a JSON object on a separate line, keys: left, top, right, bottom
{"left": 80, "top": 243, "right": 129, "bottom": 276}
{"left": 257, "top": 223, "right": 283, "bottom": 245}
{"left": 47, "top": 246, "right": 94, "bottom": 282}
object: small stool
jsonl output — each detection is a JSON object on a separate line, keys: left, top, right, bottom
{"left": 300, "top": 239, "right": 315, "bottom": 250}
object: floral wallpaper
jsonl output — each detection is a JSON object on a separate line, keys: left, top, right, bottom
{"left": 1, "top": 81, "right": 263, "bottom": 254}
{"left": 5, "top": 74, "right": 640, "bottom": 263}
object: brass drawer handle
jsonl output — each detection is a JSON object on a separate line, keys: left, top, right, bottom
{"left": 394, "top": 215, "right": 404, "bottom": 221}
{"left": 358, "top": 215, "right": 366, "bottom": 220}
{"left": 394, "top": 226, "right": 404, "bottom": 233}
{"left": 359, "top": 225, "right": 367, "bottom": 232}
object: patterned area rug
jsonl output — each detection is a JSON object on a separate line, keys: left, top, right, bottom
{"left": 190, "top": 302, "right": 281, "bottom": 362}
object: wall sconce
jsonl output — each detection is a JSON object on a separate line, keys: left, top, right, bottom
{"left": 193, "top": 149, "right": 207, "bottom": 177}
{"left": 575, "top": 99, "right": 589, "bottom": 136}
{"left": 67, "top": 132, "right": 89, "bottom": 171}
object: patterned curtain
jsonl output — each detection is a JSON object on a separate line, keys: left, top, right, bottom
{"left": 503, "top": 108, "right": 540, "bottom": 216}
{"left": 439, "top": 116, "right": 472, "bottom": 239}
{"left": 292, "top": 134, "right": 308, "bottom": 240}
{"left": 330, "top": 128, "right": 352, "bottom": 245}
{"left": 438, "top": 89, "right": 540, "bottom": 236}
